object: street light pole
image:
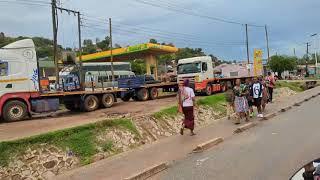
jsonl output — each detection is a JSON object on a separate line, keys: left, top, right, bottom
{"left": 311, "top": 33, "right": 318, "bottom": 75}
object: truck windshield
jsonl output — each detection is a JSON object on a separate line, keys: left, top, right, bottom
{"left": 177, "top": 63, "right": 201, "bottom": 74}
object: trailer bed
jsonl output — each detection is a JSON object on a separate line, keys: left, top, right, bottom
{"left": 40, "top": 88, "right": 125, "bottom": 97}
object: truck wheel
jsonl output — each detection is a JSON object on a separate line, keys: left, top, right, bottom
{"left": 149, "top": 88, "right": 158, "bottom": 100}
{"left": 205, "top": 84, "right": 212, "bottom": 96}
{"left": 3, "top": 100, "right": 28, "bottom": 122}
{"left": 101, "top": 94, "right": 115, "bottom": 108}
{"left": 121, "top": 93, "right": 131, "bottom": 102}
{"left": 82, "top": 95, "right": 99, "bottom": 112}
{"left": 137, "top": 88, "right": 149, "bottom": 101}
{"left": 65, "top": 103, "right": 80, "bottom": 112}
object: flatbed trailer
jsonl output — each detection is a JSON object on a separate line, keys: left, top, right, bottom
{"left": 0, "top": 39, "right": 128, "bottom": 122}
{"left": 118, "top": 77, "right": 178, "bottom": 101}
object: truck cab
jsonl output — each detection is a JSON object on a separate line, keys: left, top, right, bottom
{"left": 177, "top": 56, "right": 216, "bottom": 93}
{"left": 0, "top": 39, "right": 41, "bottom": 121}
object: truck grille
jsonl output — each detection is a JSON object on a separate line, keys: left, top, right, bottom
{"left": 178, "top": 76, "right": 195, "bottom": 89}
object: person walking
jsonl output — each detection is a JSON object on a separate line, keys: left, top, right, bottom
{"left": 233, "top": 79, "right": 249, "bottom": 124}
{"left": 266, "top": 72, "right": 276, "bottom": 103}
{"left": 178, "top": 79, "right": 196, "bottom": 136}
{"left": 260, "top": 76, "right": 269, "bottom": 113}
{"left": 245, "top": 78, "right": 254, "bottom": 118}
{"left": 252, "top": 77, "right": 264, "bottom": 118}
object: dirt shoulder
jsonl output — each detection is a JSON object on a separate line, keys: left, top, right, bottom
{"left": 0, "top": 96, "right": 176, "bottom": 142}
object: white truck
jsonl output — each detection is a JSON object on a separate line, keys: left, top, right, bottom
{"left": 0, "top": 39, "right": 122, "bottom": 122}
{"left": 177, "top": 56, "right": 253, "bottom": 95}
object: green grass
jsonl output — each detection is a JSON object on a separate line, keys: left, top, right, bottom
{"left": 0, "top": 118, "right": 138, "bottom": 167}
{"left": 153, "top": 106, "right": 178, "bottom": 119}
{"left": 196, "top": 93, "right": 226, "bottom": 107}
{"left": 276, "top": 81, "right": 305, "bottom": 92}
{"left": 153, "top": 93, "right": 227, "bottom": 120}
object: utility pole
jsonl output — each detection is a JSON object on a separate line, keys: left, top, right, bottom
{"left": 109, "top": 18, "right": 115, "bottom": 88}
{"left": 265, "top": 25, "right": 270, "bottom": 62}
{"left": 306, "top": 42, "right": 311, "bottom": 77}
{"left": 77, "top": 12, "right": 83, "bottom": 89}
{"left": 293, "top": 48, "right": 296, "bottom": 57}
{"left": 51, "top": 0, "right": 59, "bottom": 89}
{"left": 245, "top": 24, "right": 250, "bottom": 64}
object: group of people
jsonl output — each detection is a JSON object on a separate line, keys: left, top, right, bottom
{"left": 230, "top": 72, "right": 276, "bottom": 124}
{"left": 176, "top": 72, "right": 276, "bottom": 136}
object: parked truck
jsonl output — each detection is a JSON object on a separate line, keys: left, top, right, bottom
{"left": 177, "top": 56, "right": 254, "bottom": 95}
{"left": 0, "top": 39, "right": 123, "bottom": 122}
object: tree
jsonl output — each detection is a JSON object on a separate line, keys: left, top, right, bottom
{"left": 269, "top": 55, "right": 297, "bottom": 76}
{"left": 131, "top": 59, "right": 146, "bottom": 75}
{"left": 149, "top": 39, "right": 158, "bottom": 44}
{"left": 96, "top": 36, "right": 110, "bottom": 51}
{"left": 82, "top": 39, "right": 96, "bottom": 55}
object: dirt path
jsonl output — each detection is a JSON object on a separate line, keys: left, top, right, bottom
{"left": 0, "top": 96, "right": 176, "bottom": 141}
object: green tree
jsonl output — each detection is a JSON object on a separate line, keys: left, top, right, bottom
{"left": 96, "top": 36, "right": 110, "bottom": 50}
{"left": 149, "top": 39, "right": 158, "bottom": 44}
{"left": 82, "top": 39, "right": 96, "bottom": 55}
{"left": 269, "top": 55, "right": 297, "bottom": 76}
{"left": 131, "top": 59, "right": 146, "bottom": 75}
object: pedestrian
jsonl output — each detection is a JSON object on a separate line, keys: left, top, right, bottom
{"left": 314, "top": 164, "right": 320, "bottom": 180}
{"left": 225, "top": 83, "right": 235, "bottom": 120}
{"left": 251, "top": 77, "right": 264, "bottom": 118}
{"left": 260, "top": 76, "right": 269, "bottom": 113}
{"left": 178, "top": 79, "right": 196, "bottom": 136}
{"left": 233, "top": 79, "right": 249, "bottom": 124}
{"left": 265, "top": 72, "right": 276, "bottom": 103}
{"left": 245, "top": 78, "right": 254, "bottom": 118}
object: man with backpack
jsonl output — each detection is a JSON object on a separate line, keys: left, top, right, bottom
{"left": 251, "top": 77, "right": 264, "bottom": 118}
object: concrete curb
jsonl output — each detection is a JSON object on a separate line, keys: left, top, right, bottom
{"left": 193, "top": 137, "right": 224, "bottom": 153}
{"left": 233, "top": 122, "right": 257, "bottom": 134}
{"left": 262, "top": 112, "right": 277, "bottom": 120}
{"left": 124, "top": 162, "right": 169, "bottom": 180}
{"left": 279, "top": 106, "right": 292, "bottom": 113}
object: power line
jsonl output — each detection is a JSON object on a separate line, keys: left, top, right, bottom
{"left": 81, "top": 20, "right": 245, "bottom": 45}
{"left": 81, "top": 24, "right": 245, "bottom": 47}
{"left": 133, "top": 0, "right": 264, "bottom": 27}
{"left": 0, "top": 0, "right": 50, "bottom": 6}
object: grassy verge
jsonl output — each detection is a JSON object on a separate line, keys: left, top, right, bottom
{"left": 153, "top": 93, "right": 227, "bottom": 119}
{"left": 276, "top": 81, "right": 305, "bottom": 92}
{"left": 0, "top": 118, "right": 138, "bottom": 167}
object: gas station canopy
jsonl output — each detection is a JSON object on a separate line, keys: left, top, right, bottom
{"left": 80, "top": 43, "right": 179, "bottom": 62}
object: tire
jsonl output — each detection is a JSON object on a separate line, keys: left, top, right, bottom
{"left": 81, "top": 95, "right": 99, "bottom": 112}
{"left": 3, "top": 100, "right": 28, "bottom": 122}
{"left": 149, "top": 88, "right": 158, "bottom": 100}
{"left": 205, "top": 84, "right": 212, "bottom": 96}
{"left": 101, "top": 94, "right": 115, "bottom": 108}
{"left": 64, "top": 103, "right": 80, "bottom": 112}
{"left": 121, "top": 93, "right": 131, "bottom": 102}
{"left": 136, "top": 88, "right": 149, "bottom": 101}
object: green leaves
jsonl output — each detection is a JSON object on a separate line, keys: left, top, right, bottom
{"left": 269, "top": 55, "right": 298, "bottom": 75}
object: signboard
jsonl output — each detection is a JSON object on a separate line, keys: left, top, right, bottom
{"left": 253, "top": 49, "right": 263, "bottom": 76}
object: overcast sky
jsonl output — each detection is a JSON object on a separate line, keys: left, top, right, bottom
{"left": 1, "top": 0, "right": 319, "bottom": 60}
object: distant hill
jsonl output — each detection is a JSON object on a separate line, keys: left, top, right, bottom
{"left": 0, "top": 32, "right": 62, "bottom": 59}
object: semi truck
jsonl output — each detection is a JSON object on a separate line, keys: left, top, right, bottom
{"left": 177, "top": 56, "right": 254, "bottom": 95}
{"left": 0, "top": 39, "right": 123, "bottom": 122}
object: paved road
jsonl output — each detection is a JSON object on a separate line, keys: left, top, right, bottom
{"left": 157, "top": 95, "right": 320, "bottom": 180}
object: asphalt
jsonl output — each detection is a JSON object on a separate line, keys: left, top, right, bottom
{"left": 157, "top": 95, "right": 320, "bottom": 180}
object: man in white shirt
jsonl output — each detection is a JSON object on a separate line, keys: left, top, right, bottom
{"left": 252, "top": 77, "right": 264, "bottom": 118}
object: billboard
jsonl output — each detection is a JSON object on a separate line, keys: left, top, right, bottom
{"left": 253, "top": 49, "right": 263, "bottom": 76}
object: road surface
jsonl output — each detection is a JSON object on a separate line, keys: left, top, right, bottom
{"left": 0, "top": 95, "right": 176, "bottom": 141}
{"left": 157, "top": 95, "right": 320, "bottom": 180}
